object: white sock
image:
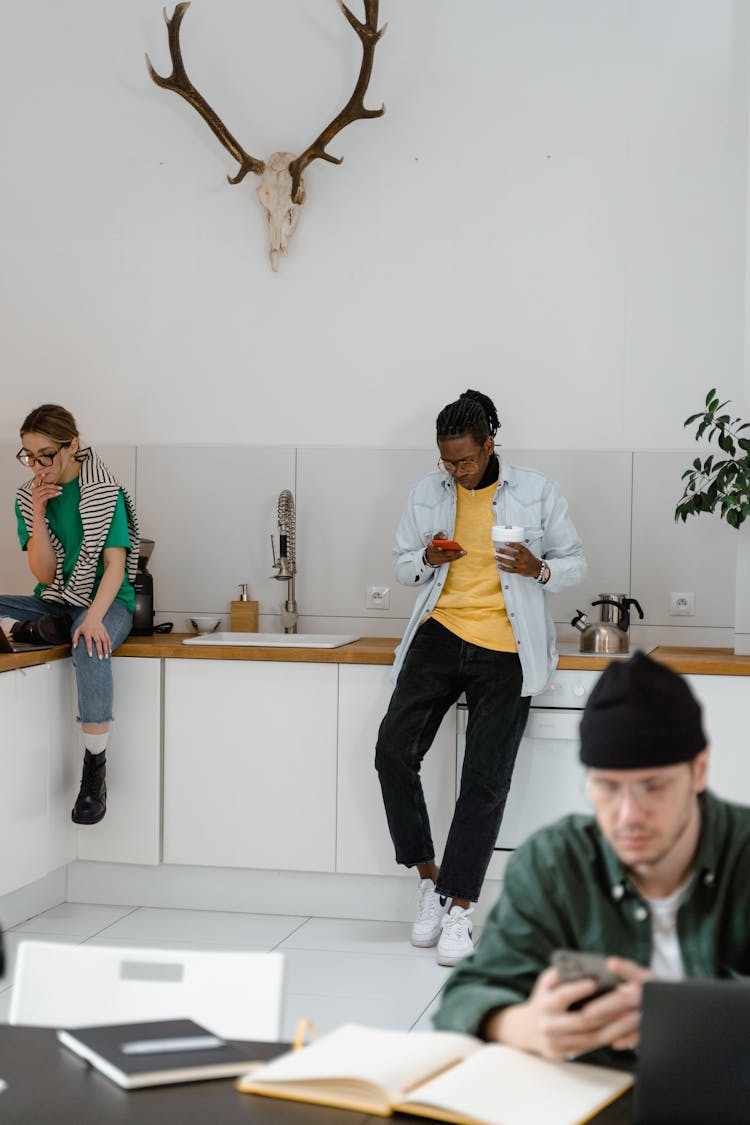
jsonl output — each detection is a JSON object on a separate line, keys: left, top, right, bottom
{"left": 0, "top": 616, "right": 19, "bottom": 637}
{"left": 83, "top": 732, "right": 108, "bottom": 757}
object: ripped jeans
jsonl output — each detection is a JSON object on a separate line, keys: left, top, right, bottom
{"left": 0, "top": 594, "right": 133, "bottom": 725}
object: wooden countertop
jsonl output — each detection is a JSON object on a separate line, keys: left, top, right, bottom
{"left": 648, "top": 646, "right": 750, "bottom": 677}
{"left": 3, "top": 636, "right": 750, "bottom": 675}
{"left": 116, "top": 634, "right": 401, "bottom": 663}
{"left": 0, "top": 645, "right": 71, "bottom": 674}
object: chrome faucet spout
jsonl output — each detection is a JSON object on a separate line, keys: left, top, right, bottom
{"left": 271, "top": 489, "right": 299, "bottom": 632}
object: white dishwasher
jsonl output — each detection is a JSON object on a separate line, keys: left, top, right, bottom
{"left": 456, "top": 668, "right": 602, "bottom": 851}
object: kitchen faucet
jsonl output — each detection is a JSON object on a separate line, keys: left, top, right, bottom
{"left": 270, "top": 489, "right": 298, "bottom": 633}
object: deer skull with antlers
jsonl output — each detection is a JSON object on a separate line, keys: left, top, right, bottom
{"left": 146, "top": 1, "right": 386, "bottom": 270}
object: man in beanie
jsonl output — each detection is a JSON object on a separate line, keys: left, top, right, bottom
{"left": 434, "top": 651, "right": 750, "bottom": 1063}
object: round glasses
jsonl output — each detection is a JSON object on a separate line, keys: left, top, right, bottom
{"left": 437, "top": 456, "right": 482, "bottom": 475}
{"left": 587, "top": 776, "right": 678, "bottom": 812}
{"left": 16, "top": 442, "right": 71, "bottom": 469}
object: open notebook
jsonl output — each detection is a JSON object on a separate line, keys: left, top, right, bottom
{"left": 238, "top": 1023, "right": 633, "bottom": 1125}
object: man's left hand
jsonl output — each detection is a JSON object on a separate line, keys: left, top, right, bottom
{"left": 488, "top": 957, "right": 653, "bottom": 1059}
{"left": 550, "top": 956, "right": 653, "bottom": 1057}
{"left": 494, "top": 542, "right": 541, "bottom": 578}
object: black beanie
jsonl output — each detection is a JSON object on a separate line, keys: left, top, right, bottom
{"left": 579, "top": 651, "right": 706, "bottom": 769}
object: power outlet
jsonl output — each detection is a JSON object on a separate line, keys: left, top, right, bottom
{"left": 669, "top": 591, "right": 695, "bottom": 616}
{"left": 366, "top": 585, "right": 390, "bottom": 610}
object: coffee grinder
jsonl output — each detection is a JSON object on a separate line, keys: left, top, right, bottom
{"left": 131, "top": 538, "right": 155, "bottom": 636}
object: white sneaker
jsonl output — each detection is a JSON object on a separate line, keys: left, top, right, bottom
{"left": 437, "top": 905, "right": 475, "bottom": 966}
{"left": 411, "top": 879, "right": 449, "bottom": 947}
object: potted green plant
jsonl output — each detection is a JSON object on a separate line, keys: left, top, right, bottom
{"left": 675, "top": 388, "right": 750, "bottom": 654}
{"left": 675, "top": 388, "right": 750, "bottom": 528}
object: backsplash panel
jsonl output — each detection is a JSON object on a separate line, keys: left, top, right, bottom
{"left": 631, "top": 452, "right": 735, "bottom": 628}
{"left": 0, "top": 443, "right": 737, "bottom": 647}
{"left": 503, "top": 449, "right": 633, "bottom": 628}
{"left": 135, "top": 445, "right": 296, "bottom": 621}
{"left": 296, "top": 447, "right": 435, "bottom": 624}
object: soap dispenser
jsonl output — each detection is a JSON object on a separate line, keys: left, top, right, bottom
{"left": 230, "top": 584, "right": 259, "bottom": 632}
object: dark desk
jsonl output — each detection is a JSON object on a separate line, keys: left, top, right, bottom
{"left": 0, "top": 1026, "right": 633, "bottom": 1125}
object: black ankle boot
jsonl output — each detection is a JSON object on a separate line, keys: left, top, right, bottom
{"left": 71, "top": 750, "right": 107, "bottom": 825}
{"left": 12, "top": 612, "right": 73, "bottom": 646}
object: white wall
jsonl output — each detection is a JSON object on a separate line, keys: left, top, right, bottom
{"left": 1, "top": 1, "right": 747, "bottom": 641}
{"left": 0, "top": 0, "right": 747, "bottom": 449}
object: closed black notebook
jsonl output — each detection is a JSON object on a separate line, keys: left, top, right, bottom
{"left": 57, "top": 1018, "right": 261, "bottom": 1089}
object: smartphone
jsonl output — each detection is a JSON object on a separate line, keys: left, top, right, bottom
{"left": 430, "top": 539, "right": 463, "bottom": 552}
{"left": 550, "top": 949, "right": 623, "bottom": 1009}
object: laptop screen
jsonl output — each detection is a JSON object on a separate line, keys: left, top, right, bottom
{"left": 634, "top": 979, "right": 750, "bottom": 1125}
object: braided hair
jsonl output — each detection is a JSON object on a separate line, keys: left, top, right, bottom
{"left": 436, "top": 390, "right": 500, "bottom": 444}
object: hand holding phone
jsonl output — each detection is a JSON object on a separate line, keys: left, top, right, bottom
{"left": 550, "top": 949, "right": 623, "bottom": 1010}
{"left": 430, "top": 538, "right": 463, "bottom": 552}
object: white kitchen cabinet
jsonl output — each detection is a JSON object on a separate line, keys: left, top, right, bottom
{"left": 163, "top": 660, "right": 338, "bottom": 871}
{"left": 685, "top": 675, "right": 750, "bottom": 803}
{"left": 0, "top": 661, "right": 76, "bottom": 897}
{"left": 336, "top": 664, "right": 457, "bottom": 877}
{"left": 76, "top": 657, "right": 162, "bottom": 865}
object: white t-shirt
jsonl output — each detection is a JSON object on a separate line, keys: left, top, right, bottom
{"left": 645, "top": 883, "right": 689, "bottom": 980}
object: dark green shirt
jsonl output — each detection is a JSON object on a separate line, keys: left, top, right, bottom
{"left": 435, "top": 791, "right": 750, "bottom": 1053}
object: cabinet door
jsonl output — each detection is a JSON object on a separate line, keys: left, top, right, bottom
{"left": 76, "top": 658, "right": 162, "bottom": 866}
{"left": 163, "top": 660, "right": 338, "bottom": 871}
{"left": 336, "top": 665, "right": 457, "bottom": 876}
{"left": 685, "top": 675, "right": 750, "bottom": 803}
{"left": 0, "top": 662, "right": 76, "bottom": 897}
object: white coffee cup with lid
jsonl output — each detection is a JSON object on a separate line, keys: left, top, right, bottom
{"left": 491, "top": 525, "right": 525, "bottom": 547}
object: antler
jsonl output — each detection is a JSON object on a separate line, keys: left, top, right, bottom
{"left": 145, "top": 2, "right": 265, "bottom": 185}
{"left": 287, "top": 0, "right": 386, "bottom": 204}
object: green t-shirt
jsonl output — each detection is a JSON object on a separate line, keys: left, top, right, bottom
{"left": 15, "top": 478, "right": 135, "bottom": 612}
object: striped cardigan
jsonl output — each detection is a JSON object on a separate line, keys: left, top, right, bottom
{"left": 16, "top": 448, "right": 140, "bottom": 609}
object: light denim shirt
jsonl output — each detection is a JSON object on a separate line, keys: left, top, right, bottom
{"left": 391, "top": 458, "right": 587, "bottom": 696}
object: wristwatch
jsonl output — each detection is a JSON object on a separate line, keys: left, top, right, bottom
{"left": 536, "top": 560, "right": 550, "bottom": 585}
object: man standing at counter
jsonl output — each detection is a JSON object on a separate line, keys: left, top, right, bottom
{"left": 375, "top": 389, "right": 586, "bottom": 966}
{"left": 434, "top": 653, "right": 750, "bottom": 1061}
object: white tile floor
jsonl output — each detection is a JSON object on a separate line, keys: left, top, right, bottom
{"left": 0, "top": 901, "right": 479, "bottom": 1037}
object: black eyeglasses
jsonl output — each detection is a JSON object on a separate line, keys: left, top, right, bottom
{"left": 16, "top": 442, "right": 71, "bottom": 469}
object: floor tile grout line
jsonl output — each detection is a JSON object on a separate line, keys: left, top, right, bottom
{"left": 408, "top": 984, "right": 448, "bottom": 1030}
{"left": 269, "top": 915, "right": 314, "bottom": 951}
{"left": 78, "top": 904, "right": 143, "bottom": 943}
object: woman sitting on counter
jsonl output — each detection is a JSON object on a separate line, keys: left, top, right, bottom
{"left": 0, "top": 404, "right": 139, "bottom": 826}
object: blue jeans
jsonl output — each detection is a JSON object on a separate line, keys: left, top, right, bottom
{"left": 375, "top": 618, "right": 531, "bottom": 902}
{"left": 0, "top": 594, "right": 133, "bottom": 725}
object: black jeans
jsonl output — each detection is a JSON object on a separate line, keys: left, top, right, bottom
{"left": 375, "top": 618, "right": 531, "bottom": 902}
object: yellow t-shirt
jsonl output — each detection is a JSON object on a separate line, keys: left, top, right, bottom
{"left": 429, "top": 481, "right": 517, "bottom": 652}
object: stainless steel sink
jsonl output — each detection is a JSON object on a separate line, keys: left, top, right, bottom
{"left": 182, "top": 632, "right": 360, "bottom": 649}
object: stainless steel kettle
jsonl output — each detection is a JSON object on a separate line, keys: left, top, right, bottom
{"left": 571, "top": 594, "right": 644, "bottom": 654}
